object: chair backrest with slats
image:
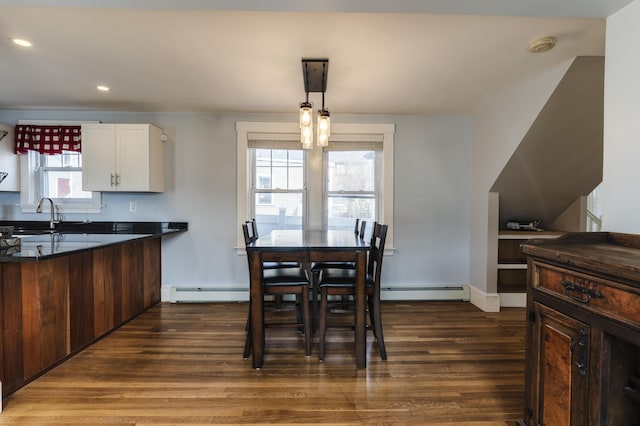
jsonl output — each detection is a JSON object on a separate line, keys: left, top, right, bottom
{"left": 242, "top": 222, "right": 257, "bottom": 246}
{"left": 359, "top": 220, "right": 366, "bottom": 239}
{"left": 249, "top": 218, "right": 259, "bottom": 239}
{"left": 368, "top": 223, "right": 388, "bottom": 292}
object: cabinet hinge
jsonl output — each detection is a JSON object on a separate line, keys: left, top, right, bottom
{"left": 528, "top": 310, "right": 536, "bottom": 322}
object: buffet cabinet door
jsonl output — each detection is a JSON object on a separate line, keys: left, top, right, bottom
{"left": 528, "top": 302, "right": 590, "bottom": 426}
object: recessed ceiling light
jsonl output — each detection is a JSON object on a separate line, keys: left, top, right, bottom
{"left": 11, "top": 38, "right": 32, "bottom": 47}
{"left": 96, "top": 85, "right": 110, "bottom": 92}
{"left": 528, "top": 36, "right": 556, "bottom": 53}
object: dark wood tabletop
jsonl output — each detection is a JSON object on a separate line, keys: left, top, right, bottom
{"left": 247, "top": 230, "right": 370, "bottom": 251}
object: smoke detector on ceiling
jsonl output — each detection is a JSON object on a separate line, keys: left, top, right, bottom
{"left": 528, "top": 36, "right": 556, "bottom": 53}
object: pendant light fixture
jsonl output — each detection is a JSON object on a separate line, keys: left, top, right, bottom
{"left": 299, "top": 58, "right": 330, "bottom": 149}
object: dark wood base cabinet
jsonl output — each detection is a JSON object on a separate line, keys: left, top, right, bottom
{"left": 0, "top": 237, "right": 161, "bottom": 398}
{"left": 518, "top": 232, "right": 640, "bottom": 426}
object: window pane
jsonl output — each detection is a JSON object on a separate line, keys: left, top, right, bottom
{"left": 272, "top": 166, "right": 288, "bottom": 189}
{"left": 61, "top": 152, "right": 82, "bottom": 167}
{"left": 41, "top": 151, "right": 82, "bottom": 167}
{"left": 287, "top": 151, "right": 303, "bottom": 190}
{"left": 272, "top": 150, "right": 287, "bottom": 162}
{"left": 44, "top": 155, "right": 62, "bottom": 167}
{"left": 255, "top": 149, "right": 304, "bottom": 190}
{"left": 44, "top": 170, "right": 92, "bottom": 199}
{"left": 327, "top": 151, "right": 375, "bottom": 191}
{"left": 255, "top": 149, "right": 272, "bottom": 169}
{"left": 254, "top": 192, "right": 303, "bottom": 233}
{"left": 288, "top": 150, "right": 303, "bottom": 164}
{"left": 255, "top": 167, "right": 272, "bottom": 189}
{"left": 288, "top": 166, "right": 303, "bottom": 190}
{"left": 327, "top": 195, "right": 375, "bottom": 230}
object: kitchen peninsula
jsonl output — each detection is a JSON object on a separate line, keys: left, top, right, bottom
{"left": 0, "top": 221, "right": 187, "bottom": 399}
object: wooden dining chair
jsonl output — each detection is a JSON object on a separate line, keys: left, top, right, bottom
{"left": 317, "top": 222, "right": 388, "bottom": 361}
{"left": 309, "top": 219, "right": 367, "bottom": 331}
{"left": 242, "top": 223, "right": 311, "bottom": 359}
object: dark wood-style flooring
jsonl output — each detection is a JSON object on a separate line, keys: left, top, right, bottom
{"left": 0, "top": 301, "right": 526, "bottom": 425}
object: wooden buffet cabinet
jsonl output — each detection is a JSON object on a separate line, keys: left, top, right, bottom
{"left": 518, "top": 232, "right": 640, "bottom": 426}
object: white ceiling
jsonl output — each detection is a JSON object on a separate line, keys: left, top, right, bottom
{"left": 0, "top": 0, "right": 633, "bottom": 114}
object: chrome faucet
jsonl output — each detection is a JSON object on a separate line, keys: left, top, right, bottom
{"left": 36, "top": 197, "right": 63, "bottom": 230}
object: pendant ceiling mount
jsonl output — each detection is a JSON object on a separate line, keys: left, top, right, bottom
{"left": 302, "top": 59, "right": 329, "bottom": 93}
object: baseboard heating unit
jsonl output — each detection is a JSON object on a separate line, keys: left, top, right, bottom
{"left": 165, "top": 285, "right": 470, "bottom": 303}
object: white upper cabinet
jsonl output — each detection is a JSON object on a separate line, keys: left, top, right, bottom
{"left": 0, "top": 123, "right": 20, "bottom": 192}
{"left": 82, "top": 123, "right": 164, "bottom": 192}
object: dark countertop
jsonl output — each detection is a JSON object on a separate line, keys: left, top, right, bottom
{"left": 0, "top": 221, "right": 187, "bottom": 262}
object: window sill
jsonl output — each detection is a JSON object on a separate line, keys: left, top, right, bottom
{"left": 20, "top": 203, "right": 103, "bottom": 215}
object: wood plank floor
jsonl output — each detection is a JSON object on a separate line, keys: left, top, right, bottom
{"left": 0, "top": 301, "right": 526, "bottom": 425}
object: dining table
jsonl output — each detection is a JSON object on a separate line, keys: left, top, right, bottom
{"left": 246, "top": 229, "right": 371, "bottom": 369}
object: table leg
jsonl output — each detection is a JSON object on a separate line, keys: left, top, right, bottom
{"left": 248, "top": 250, "right": 264, "bottom": 369}
{"left": 355, "top": 250, "right": 366, "bottom": 368}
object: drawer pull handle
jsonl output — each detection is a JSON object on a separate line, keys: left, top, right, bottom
{"left": 561, "top": 280, "right": 603, "bottom": 304}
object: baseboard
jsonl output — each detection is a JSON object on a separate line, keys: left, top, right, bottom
{"left": 381, "top": 286, "right": 470, "bottom": 301}
{"left": 163, "top": 285, "right": 470, "bottom": 303}
{"left": 164, "top": 286, "right": 249, "bottom": 303}
{"left": 499, "top": 292, "right": 526, "bottom": 308}
{"left": 468, "top": 285, "right": 501, "bottom": 312}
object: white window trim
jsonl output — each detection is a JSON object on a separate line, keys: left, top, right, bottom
{"left": 18, "top": 120, "right": 102, "bottom": 214}
{"left": 236, "top": 121, "right": 394, "bottom": 251}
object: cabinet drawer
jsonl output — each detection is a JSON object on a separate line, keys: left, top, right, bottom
{"left": 532, "top": 261, "right": 640, "bottom": 329}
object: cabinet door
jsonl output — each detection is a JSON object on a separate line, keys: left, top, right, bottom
{"left": 115, "top": 124, "right": 151, "bottom": 191}
{"left": 529, "top": 302, "right": 590, "bottom": 426}
{"left": 82, "top": 124, "right": 116, "bottom": 191}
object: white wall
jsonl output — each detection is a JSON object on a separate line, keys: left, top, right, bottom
{"left": 603, "top": 0, "right": 640, "bottom": 232}
{"left": 0, "top": 110, "right": 472, "bottom": 300}
{"left": 469, "top": 60, "right": 572, "bottom": 310}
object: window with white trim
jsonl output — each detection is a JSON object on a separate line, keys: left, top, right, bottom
{"left": 21, "top": 151, "right": 102, "bottom": 213}
{"left": 18, "top": 121, "right": 102, "bottom": 214}
{"left": 236, "top": 122, "right": 395, "bottom": 250}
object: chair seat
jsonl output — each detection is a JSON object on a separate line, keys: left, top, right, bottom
{"left": 264, "top": 261, "right": 301, "bottom": 269}
{"left": 319, "top": 268, "right": 373, "bottom": 287}
{"left": 264, "top": 267, "right": 309, "bottom": 285}
{"left": 311, "top": 261, "right": 355, "bottom": 271}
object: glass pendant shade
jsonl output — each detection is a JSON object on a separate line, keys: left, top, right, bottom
{"left": 301, "top": 125, "right": 313, "bottom": 149}
{"left": 317, "top": 110, "right": 330, "bottom": 147}
{"left": 317, "top": 132, "right": 329, "bottom": 147}
{"left": 299, "top": 102, "right": 313, "bottom": 129}
{"left": 301, "top": 138, "right": 313, "bottom": 150}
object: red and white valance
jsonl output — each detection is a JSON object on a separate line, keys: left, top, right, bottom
{"left": 14, "top": 125, "right": 81, "bottom": 154}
